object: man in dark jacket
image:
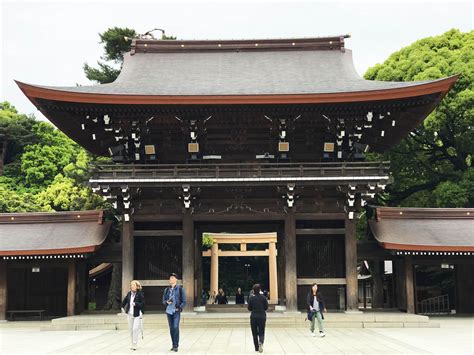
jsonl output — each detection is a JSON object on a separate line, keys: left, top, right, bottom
{"left": 306, "top": 283, "right": 327, "bottom": 337}
{"left": 248, "top": 284, "right": 268, "bottom": 353}
{"left": 162, "top": 273, "right": 186, "bottom": 352}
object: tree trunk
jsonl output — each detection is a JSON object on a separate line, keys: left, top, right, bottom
{"left": 102, "top": 263, "right": 122, "bottom": 310}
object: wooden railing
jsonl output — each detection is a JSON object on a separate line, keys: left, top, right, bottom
{"left": 91, "top": 161, "right": 390, "bottom": 180}
{"left": 420, "top": 294, "right": 450, "bottom": 314}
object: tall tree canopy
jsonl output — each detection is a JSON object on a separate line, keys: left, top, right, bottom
{"left": 364, "top": 29, "right": 473, "bottom": 207}
{"left": 0, "top": 102, "right": 105, "bottom": 212}
{"left": 84, "top": 27, "right": 176, "bottom": 84}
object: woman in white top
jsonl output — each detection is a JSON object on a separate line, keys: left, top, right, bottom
{"left": 121, "top": 280, "right": 145, "bottom": 350}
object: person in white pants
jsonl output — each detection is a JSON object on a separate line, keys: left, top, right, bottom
{"left": 122, "top": 280, "right": 145, "bottom": 350}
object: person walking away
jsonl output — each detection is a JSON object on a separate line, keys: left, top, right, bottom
{"left": 162, "top": 273, "right": 186, "bottom": 352}
{"left": 236, "top": 287, "right": 245, "bottom": 304}
{"left": 248, "top": 283, "right": 268, "bottom": 353}
{"left": 121, "top": 280, "right": 145, "bottom": 351}
{"left": 306, "top": 283, "right": 327, "bottom": 337}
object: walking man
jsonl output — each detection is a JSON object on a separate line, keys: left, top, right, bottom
{"left": 248, "top": 283, "right": 268, "bottom": 352}
{"left": 162, "top": 273, "right": 186, "bottom": 352}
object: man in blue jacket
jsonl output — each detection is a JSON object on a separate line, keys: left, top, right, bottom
{"left": 162, "top": 273, "right": 186, "bottom": 352}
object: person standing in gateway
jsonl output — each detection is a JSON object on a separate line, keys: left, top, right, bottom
{"left": 162, "top": 273, "right": 186, "bottom": 352}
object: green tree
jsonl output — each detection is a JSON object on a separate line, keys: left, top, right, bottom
{"left": 20, "top": 122, "right": 81, "bottom": 189}
{"left": 0, "top": 101, "right": 38, "bottom": 165}
{"left": 364, "top": 29, "right": 473, "bottom": 207}
{"left": 84, "top": 27, "right": 177, "bottom": 84}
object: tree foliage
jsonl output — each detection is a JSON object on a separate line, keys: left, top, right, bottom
{"left": 84, "top": 27, "right": 176, "bottom": 84}
{"left": 364, "top": 29, "right": 473, "bottom": 207}
{"left": 0, "top": 102, "right": 106, "bottom": 212}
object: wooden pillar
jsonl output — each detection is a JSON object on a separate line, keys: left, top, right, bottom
{"left": 268, "top": 241, "right": 278, "bottom": 304}
{"left": 182, "top": 212, "right": 194, "bottom": 311}
{"left": 371, "top": 260, "right": 384, "bottom": 309}
{"left": 67, "top": 261, "right": 76, "bottom": 316}
{"left": 210, "top": 242, "right": 219, "bottom": 297}
{"left": 0, "top": 261, "right": 7, "bottom": 321}
{"left": 195, "top": 229, "right": 203, "bottom": 307}
{"left": 404, "top": 256, "right": 415, "bottom": 313}
{"left": 345, "top": 216, "right": 359, "bottom": 311}
{"left": 76, "top": 261, "right": 87, "bottom": 314}
{"left": 284, "top": 211, "right": 297, "bottom": 311}
{"left": 121, "top": 219, "right": 134, "bottom": 299}
{"left": 394, "top": 258, "right": 406, "bottom": 310}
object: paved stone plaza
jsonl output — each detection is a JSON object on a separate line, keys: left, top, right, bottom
{"left": 0, "top": 317, "right": 472, "bottom": 354}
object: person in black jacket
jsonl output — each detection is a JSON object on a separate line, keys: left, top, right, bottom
{"left": 235, "top": 287, "right": 245, "bottom": 304}
{"left": 121, "top": 280, "right": 145, "bottom": 350}
{"left": 306, "top": 283, "right": 327, "bottom": 337}
{"left": 215, "top": 288, "right": 228, "bottom": 304}
{"left": 248, "top": 284, "right": 268, "bottom": 353}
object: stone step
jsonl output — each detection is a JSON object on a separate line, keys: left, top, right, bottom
{"left": 42, "top": 312, "right": 439, "bottom": 331}
{"left": 205, "top": 304, "right": 277, "bottom": 313}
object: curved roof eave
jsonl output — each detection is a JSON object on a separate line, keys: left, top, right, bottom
{"left": 16, "top": 75, "right": 459, "bottom": 106}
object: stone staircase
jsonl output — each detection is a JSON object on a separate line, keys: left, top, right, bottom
{"left": 205, "top": 304, "right": 276, "bottom": 313}
{"left": 42, "top": 311, "right": 439, "bottom": 331}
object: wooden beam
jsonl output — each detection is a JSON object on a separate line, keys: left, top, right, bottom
{"left": 203, "top": 250, "right": 271, "bottom": 257}
{"left": 345, "top": 216, "right": 359, "bottom": 311}
{"left": 193, "top": 214, "right": 284, "bottom": 222}
{"left": 182, "top": 212, "right": 194, "bottom": 311}
{"left": 206, "top": 238, "right": 277, "bottom": 244}
{"left": 0, "top": 261, "right": 7, "bottom": 320}
{"left": 296, "top": 228, "right": 345, "bottom": 235}
{"left": 67, "top": 261, "right": 76, "bottom": 316}
{"left": 121, "top": 219, "right": 134, "bottom": 299}
{"left": 134, "top": 230, "right": 183, "bottom": 237}
{"left": 284, "top": 211, "right": 297, "bottom": 311}
{"left": 139, "top": 279, "right": 182, "bottom": 287}
{"left": 295, "top": 213, "right": 345, "bottom": 220}
{"left": 297, "top": 278, "right": 347, "bottom": 285}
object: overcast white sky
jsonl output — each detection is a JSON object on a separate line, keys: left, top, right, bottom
{"left": 1, "top": 0, "right": 472, "bottom": 119}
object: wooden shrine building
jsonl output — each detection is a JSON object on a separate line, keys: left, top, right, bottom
{"left": 15, "top": 35, "right": 462, "bottom": 314}
{"left": 0, "top": 211, "right": 110, "bottom": 319}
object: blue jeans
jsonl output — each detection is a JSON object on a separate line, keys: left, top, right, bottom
{"left": 167, "top": 312, "right": 181, "bottom": 348}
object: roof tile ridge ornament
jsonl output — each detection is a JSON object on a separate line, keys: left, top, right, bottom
{"left": 340, "top": 34, "right": 347, "bottom": 53}
{"left": 129, "top": 35, "right": 351, "bottom": 53}
{"left": 374, "top": 206, "right": 474, "bottom": 220}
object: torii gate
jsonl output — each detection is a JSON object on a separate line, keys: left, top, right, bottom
{"left": 202, "top": 232, "right": 278, "bottom": 304}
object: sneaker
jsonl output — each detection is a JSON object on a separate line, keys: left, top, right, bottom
{"left": 258, "top": 342, "right": 263, "bottom": 353}
{"left": 320, "top": 331, "right": 326, "bottom": 337}
{"left": 311, "top": 331, "right": 316, "bottom": 337}
{"left": 131, "top": 345, "right": 137, "bottom": 350}
{"left": 172, "top": 347, "right": 178, "bottom": 352}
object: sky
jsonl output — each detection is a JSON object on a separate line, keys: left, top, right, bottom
{"left": 0, "top": 0, "right": 472, "bottom": 120}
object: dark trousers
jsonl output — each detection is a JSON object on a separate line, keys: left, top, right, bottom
{"left": 167, "top": 312, "right": 181, "bottom": 348}
{"left": 250, "top": 317, "right": 266, "bottom": 350}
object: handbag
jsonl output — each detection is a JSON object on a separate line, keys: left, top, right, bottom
{"left": 307, "top": 310, "right": 315, "bottom": 321}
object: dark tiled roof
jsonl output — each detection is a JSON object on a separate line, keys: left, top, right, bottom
{"left": 368, "top": 207, "right": 474, "bottom": 252}
{"left": 0, "top": 210, "right": 110, "bottom": 256}
{"left": 30, "top": 37, "right": 443, "bottom": 96}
